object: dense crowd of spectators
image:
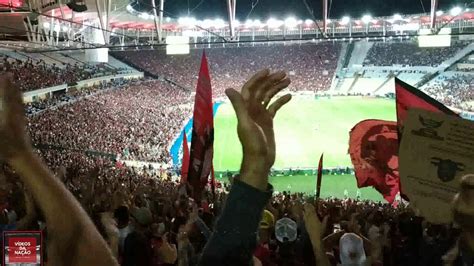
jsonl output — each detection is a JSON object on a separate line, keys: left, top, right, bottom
{"left": 0, "top": 56, "right": 102, "bottom": 92}
{"left": 28, "top": 79, "right": 192, "bottom": 163}
{"left": 422, "top": 73, "right": 474, "bottom": 111}
{"left": 0, "top": 149, "right": 468, "bottom": 266}
{"left": 0, "top": 44, "right": 472, "bottom": 266}
{"left": 364, "top": 41, "right": 469, "bottom": 67}
{"left": 112, "top": 42, "right": 341, "bottom": 95}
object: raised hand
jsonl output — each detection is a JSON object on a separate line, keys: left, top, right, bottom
{"left": 303, "top": 203, "right": 330, "bottom": 266}
{"left": 225, "top": 69, "right": 291, "bottom": 190}
{"left": 303, "top": 203, "right": 328, "bottom": 243}
{"left": 0, "top": 75, "right": 30, "bottom": 161}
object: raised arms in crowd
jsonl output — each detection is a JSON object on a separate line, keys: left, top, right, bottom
{"left": 0, "top": 75, "right": 118, "bottom": 266}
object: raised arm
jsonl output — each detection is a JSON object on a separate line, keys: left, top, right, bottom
{"left": 0, "top": 75, "right": 117, "bottom": 266}
{"left": 199, "top": 69, "right": 291, "bottom": 265}
{"left": 303, "top": 203, "right": 331, "bottom": 266}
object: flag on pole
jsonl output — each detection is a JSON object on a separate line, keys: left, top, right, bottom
{"left": 187, "top": 51, "right": 214, "bottom": 201}
{"left": 348, "top": 78, "right": 458, "bottom": 203}
{"left": 180, "top": 131, "right": 190, "bottom": 183}
{"left": 316, "top": 153, "right": 324, "bottom": 198}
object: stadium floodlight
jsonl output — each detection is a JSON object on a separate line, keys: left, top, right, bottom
{"left": 450, "top": 6, "right": 462, "bottom": 16}
{"left": 340, "top": 16, "right": 350, "bottom": 25}
{"left": 213, "top": 18, "right": 226, "bottom": 28}
{"left": 304, "top": 19, "right": 313, "bottom": 25}
{"left": 178, "top": 17, "right": 197, "bottom": 27}
{"left": 201, "top": 19, "right": 213, "bottom": 29}
{"left": 138, "top": 13, "right": 150, "bottom": 20}
{"left": 393, "top": 14, "right": 402, "bottom": 21}
{"left": 253, "top": 19, "right": 262, "bottom": 27}
{"left": 436, "top": 10, "right": 444, "bottom": 16}
{"left": 267, "top": 18, "right": 283, "bottom": 28}
{"left": 43, "top": 22, "right": 50, "bottom": 28}
{"left": 361, "top": 14, "right": 372, "bottom": 24}
{"left": 284, "top": 17, "right": 298, "bottom": 28}
{"left": 245, "top": 19, "right": 253, "bottom": 27}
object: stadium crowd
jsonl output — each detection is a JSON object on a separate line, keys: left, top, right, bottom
{"left": 27, "top": 79, "right": 192, "bottom": 163}
{"left": 0, "top": 56, "right": 108, "bottom": 92}
{"left": 112, "top": 43, "right": 341, "bottom": 95}
{"left": 0, "top": 68, "right": 473, "bottom": 266}
{"left": 422, "top": 73, "right": 474, "bottom": 111}
{"left": 364, "top": 41, "right": 469, "bottom": 67}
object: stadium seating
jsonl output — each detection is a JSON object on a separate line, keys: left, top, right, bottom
{"left": 28, "top": 79, "right": 192, "bottom": 163}
{"left": 112, "top": 42, "right": 342, "bottom": 95}
{"left": 421, "top": 71, "right": 473, "bottom": 111}
{"left": 364, "top": 41, "right": 470, "bottom": 67}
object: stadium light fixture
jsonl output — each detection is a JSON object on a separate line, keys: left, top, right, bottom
{"left": 138, "top": 13, "right": 150, "bottom": 20}
{"left": 201, "top": 19, "right": 213, "bottom": 29}
{"left": 361, "top": 14, "right": 372, "bottom": 24}
{"left": 340, "top": 16, "right": 350, "bottom": 25}
{"left": 213, "top": 18, "right": 226, "bottom": 28}
{"left": 450, "top": 6, "right": 462, "bottom": 16}
{"left": 393, "top": 14, "right": 402, "bottom": 21}
{"left": 267, "top": 18, "right": 283, "bottom": 28}
{"left": 178, "top": 17, "right": 197, "bottom": 27}
{"left": 436, "top": 10, "right": 444, "bottom": 16}
{"left": 284, "top": 17, "right": 298, "bottom": 28}
{"left": 245, "top": 19, "right": 253, "bottom": 27}
{"left": 304, "top": 19, "right": 313, "bottom": 25}
{"left": 253, "top": 19, "right": 262, "bottom": 27}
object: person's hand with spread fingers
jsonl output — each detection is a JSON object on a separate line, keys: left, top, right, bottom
{"left": 0, "top": 75, "right": 118, "bottom": 266}
{"left": 199, "top": 69, "right": 291, "bottom": 265}
{"left": 225, "top": 69, "right": 291, "bottom": 190}
{"left": 303, "top": 203, "right": 331, "bottom": 266}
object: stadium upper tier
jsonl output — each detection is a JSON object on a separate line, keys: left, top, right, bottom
{"left": 111, "top": 42, "right": 342, "bottom": 95}
{"left": 364, "top": 41, "right": 470, "bottom": 66}
{"left": 0, "top": 49, "right": 137, "bottom": 91}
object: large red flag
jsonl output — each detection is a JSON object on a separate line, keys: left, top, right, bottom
{"left": 180, "top": 131, "right": 190, "bottom": 183}
{"left": 349, "top": 78, "right": 458, "bottom": 203}
{"left": 349, "top": 120, "right": 399, "bottom": 203}
{"left": 187, "top": 51, "right": 214, "bottom": 201}
{"left": 316, "top": 153, "right": 324, "bottom": 198}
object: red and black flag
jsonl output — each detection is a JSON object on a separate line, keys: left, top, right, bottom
{"left": 395, "top": 78, "right": 457, "bottom": 136}
{"left": 180, "top": 131, "right": 190, "bottom": 183}
{"left": 348, "top": 78, "right": 457, "bottom": 203}
{"left": 349, "top": 120, "right": 399, "bottom": 203}
{"left": 187, "top": 51, "right": 214, "bottom": 201}
{"left": 316, "top": 153, "right": 324, "bottom": 199}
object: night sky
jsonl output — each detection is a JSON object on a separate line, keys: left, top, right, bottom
{"left": 133, "top": 0, "right": 471, "bottom": 21}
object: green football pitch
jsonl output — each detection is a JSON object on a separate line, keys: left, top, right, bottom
{"left": 213, "top": 96, "right": 396, "bottom": 201}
